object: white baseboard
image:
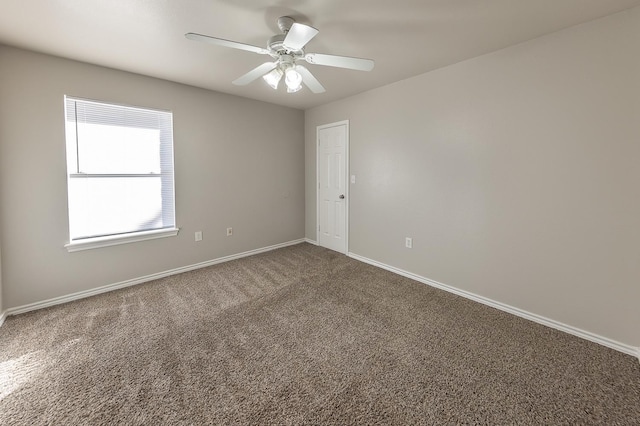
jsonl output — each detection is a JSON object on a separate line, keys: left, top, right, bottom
{"left": 5, "top": 239, "right": 306, "bottom": 318}
{"left": 4, "top": 240, "right": 637, "bottom": 363}
{"left": 348, "top": 252, "right": 639, "bottom": 358}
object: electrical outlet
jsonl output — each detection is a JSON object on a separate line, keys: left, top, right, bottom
{"left": 226, "top": 227, "right": 233, "bottom": 236}
{"left": 405, "top": 237, "right": 413, "bottom": 249}
{"left": 195, "top": 231, "right": 203, "bottom": 242}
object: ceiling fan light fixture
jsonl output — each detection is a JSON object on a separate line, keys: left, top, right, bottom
{"left": 187, "top": 16, "right": 375, "bottom": 95}
{"left": 263, "top": 68, "right": 283, "bottom": 89}
{"left": 285, "top": 68, "right": 303, "bottom": 92}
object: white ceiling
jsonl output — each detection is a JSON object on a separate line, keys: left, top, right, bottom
{"left": 1, "top": 0, "right": 639, "bottom": 110}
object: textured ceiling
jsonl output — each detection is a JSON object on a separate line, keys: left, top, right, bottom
{"left": 1, "top": 0, "right": 639, "bottom": 110}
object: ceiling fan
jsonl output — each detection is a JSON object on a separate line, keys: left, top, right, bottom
{"left": 185, "top": 16, "right": 374, "bottom": 94}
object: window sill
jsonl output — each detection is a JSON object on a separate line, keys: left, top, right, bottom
{"left": 65, "top": 228, "right": 180, "bottom": 252}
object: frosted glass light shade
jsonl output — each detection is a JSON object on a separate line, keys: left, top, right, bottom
{"left": 263, "top": 68, "right": 283, "bottom": 89}
{"left": 285, "top": 68, "right": 302, "bottom": 92}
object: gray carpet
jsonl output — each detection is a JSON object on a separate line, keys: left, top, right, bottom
{"left": 1, "top": 243, "right": 639, "bottom": 425}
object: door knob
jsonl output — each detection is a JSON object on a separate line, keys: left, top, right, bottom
{"left": 339, "top": 194, "right": 345, "bottom": 199}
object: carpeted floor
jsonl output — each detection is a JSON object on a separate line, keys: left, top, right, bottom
{"left": 1, "top": 243, "right": 639, "bottom": 425}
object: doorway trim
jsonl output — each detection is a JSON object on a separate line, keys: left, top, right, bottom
{"left": 316, "top": 120, "right": 349, "bottom": 254}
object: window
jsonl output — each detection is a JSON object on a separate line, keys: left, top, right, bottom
{"left": 64, "top": 96, "right": 177, "bottom": 251}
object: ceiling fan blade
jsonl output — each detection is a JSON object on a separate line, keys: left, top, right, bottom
{"left": 232, "top": 62, "right": 278, "bottom": 86}
{"left": 305, "top": 53, "right": 374, "bottom": 72}
{"left": 283, "top": 23, "right": 319, "bottom": 51}
{"left": 296, "top": 66, "right": 325, "bottom": 94}
{"left": 185, "top": 32, "right": 269, "bottom": 55}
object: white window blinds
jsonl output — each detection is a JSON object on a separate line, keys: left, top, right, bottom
{"left": 64, "top": 96, "right": 176, "bottom": 244}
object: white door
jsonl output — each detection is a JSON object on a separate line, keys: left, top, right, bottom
{"left": 317, "top": 121, "right": 348, "bottom": 253}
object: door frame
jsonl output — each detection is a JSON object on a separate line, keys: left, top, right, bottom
{"left": 316, "top": 120, "right": 349, "bottom": 254}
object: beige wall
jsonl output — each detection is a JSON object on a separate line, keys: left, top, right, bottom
{"left": 0, "top": 46, "right": 304, "bottom": 309}
{"left": 0, "top": 243, "right": 3, "bottom": 313}
{"left": 305, "top": 8, "right": 640, "bottom": 348}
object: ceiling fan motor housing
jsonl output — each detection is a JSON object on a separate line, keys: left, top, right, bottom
{"left": 267, "top": 34, "right": 286, "bottom": 54}
{"left": 268, "top": 36, "right": 303, "bottom": 57}
{"left": 268, "top": 16, "right": 305, "bottom": 56}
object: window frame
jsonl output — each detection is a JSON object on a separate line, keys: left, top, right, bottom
{"left": 63, "top": 96, "right": 179, "bottom": 252}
